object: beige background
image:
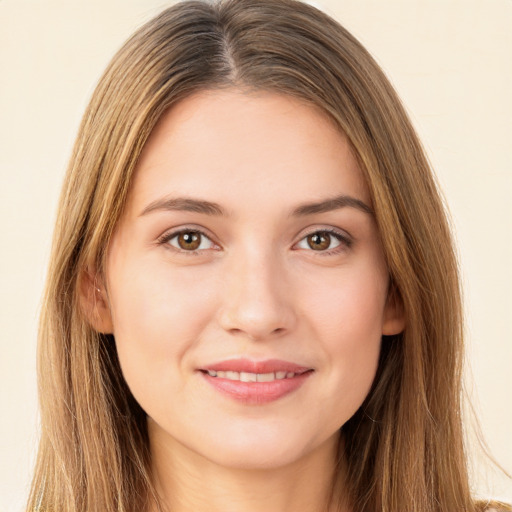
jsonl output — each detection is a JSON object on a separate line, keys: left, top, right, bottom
{"left": 1, "top": 0, "right": 511, "bottom": 510}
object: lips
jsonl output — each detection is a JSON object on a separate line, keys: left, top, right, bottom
{"left": 198, "top": 358, "right": 314, "bottom": 405}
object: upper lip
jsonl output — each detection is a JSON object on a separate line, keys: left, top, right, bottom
{"left": 200, "top": 358, "right": 313, "bottom": 374}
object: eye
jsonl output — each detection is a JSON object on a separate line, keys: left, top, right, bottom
{"left": 160, "top": 229, "right": 216, "bottom": 253}
{"left": 296, "top": 229, "right": 351, "bottom": 253}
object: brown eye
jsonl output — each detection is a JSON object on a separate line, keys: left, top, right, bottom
{"left": 176, "top": 231, "right": 201, "bottom": 250}
{"left": 162, "top": 228, "right": 216, "bottom": 254}
{"left": 307, "top": 232, "right": 332, "bottom": 251}
{"left": 296, "top": 229, "right": 349, "bottom": 254}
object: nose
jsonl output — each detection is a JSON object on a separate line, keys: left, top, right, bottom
{"left": 217, "top": 249, "right": 297, "bottom": 341}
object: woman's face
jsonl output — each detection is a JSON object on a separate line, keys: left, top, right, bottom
{"left": 101, "top": 89, "right": 403, "bottom": 469}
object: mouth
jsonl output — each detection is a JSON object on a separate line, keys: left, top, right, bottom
{"left": 198, "top": 358, "right": 314, "bottom": 404}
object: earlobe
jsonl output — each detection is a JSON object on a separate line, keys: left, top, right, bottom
{"left": 382, "top": 284, "right": 406, "bottom": 336}
{"left": 79, "top": 269, "right": 114, "bottom": 334}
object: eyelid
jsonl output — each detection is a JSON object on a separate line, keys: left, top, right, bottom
{"left": 157, "top": 226, "right": 219, "bottom": 254}
{"left": 294, "top": 226, "right": 353, "bottom": 254}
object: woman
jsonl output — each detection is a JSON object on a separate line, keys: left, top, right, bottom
{"left": 26, "top": 0, "right": 511, "bottom": 511}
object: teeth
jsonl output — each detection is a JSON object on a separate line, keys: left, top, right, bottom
{"left": 256, "top": 372, "right": 274, "bottom": 382}
{"left": 205, "top": 370, "right": 300, "bottom": 381}
{"left": 240, "top": 372, "right": 257, "bottom": 382}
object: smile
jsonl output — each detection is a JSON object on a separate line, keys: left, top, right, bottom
{"left": 205, "top": 370, "right": 301, "bottom": 381}
{"left": 198, "top": 358, "right": 314, "bottom": 404}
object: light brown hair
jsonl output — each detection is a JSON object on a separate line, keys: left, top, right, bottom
{"left": 27, "top": 0, "right": 511, "bottom": 511}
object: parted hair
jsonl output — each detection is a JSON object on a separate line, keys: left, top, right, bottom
{"left": 27, "top": 1, "right": 511, "bottom": 511}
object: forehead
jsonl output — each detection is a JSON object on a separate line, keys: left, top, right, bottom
{"left": 127, "top": 88, "right": 370, "bottom": 217}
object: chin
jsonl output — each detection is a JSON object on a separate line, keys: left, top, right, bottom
{"left": 204, "top": 445, "right": 310, "bottom": 471}
{"left": 190, "top": 423, "right": 338, "bottom": 471}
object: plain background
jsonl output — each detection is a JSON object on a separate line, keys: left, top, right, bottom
{"left": 1, "top": 0, "right": 511, "bottom": 510}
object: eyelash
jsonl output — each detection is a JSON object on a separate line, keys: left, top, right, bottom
{"left": 296, "top": 228, "right": 353, "bottom": 255}
{"left": 157, "top": 227, "right": 353, "bottom": 257}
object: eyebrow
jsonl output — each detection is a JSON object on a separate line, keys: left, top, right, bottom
{"left": 139, "top": 194, "right": 373, "bottom": 217}
{"left": 140, "top": 197, "right": 225, "bottom": 216}
{"left": 291, "top": 195, "right": 373, "bottom": 217}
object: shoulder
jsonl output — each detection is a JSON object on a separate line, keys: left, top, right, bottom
{"left": 480, "top": 503, "right": 512, "bottom": 512}
{"left": 473, "top": 499, "right": 512, "bottom": 512}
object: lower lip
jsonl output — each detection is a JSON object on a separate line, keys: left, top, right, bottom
{"left": 200, "top": 371, "right": 313, "bottom": 405}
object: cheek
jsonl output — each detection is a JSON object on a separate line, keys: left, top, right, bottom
{"left": 301, "top": 263, "right": 387, "bottom": 421}
{"left": 302, "top": 258, "right": 388, "bottom": 343}
{"left": 106, "top": 255, "right": 218, "bottom": 402}
{"left": 109, "top": 253, "right": 216, "bottom": 339}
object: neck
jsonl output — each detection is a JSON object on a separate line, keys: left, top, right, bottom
{"left": 148, "top": 421, "right": 348, "bottom": 512}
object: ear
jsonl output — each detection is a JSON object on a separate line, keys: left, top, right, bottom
{"left": 79, "top": 269, "right": 114, "bottom": 334}
{"left": 382, "top": 283, "right": 405, "bottom": 336}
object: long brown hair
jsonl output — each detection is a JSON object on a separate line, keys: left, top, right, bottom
{"left": 27, "top": 0, "right": 510, "bottom": 511}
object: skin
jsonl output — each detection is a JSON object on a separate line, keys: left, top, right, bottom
{"left": 90, "top": 89, "right": 404, "bottom": 512}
